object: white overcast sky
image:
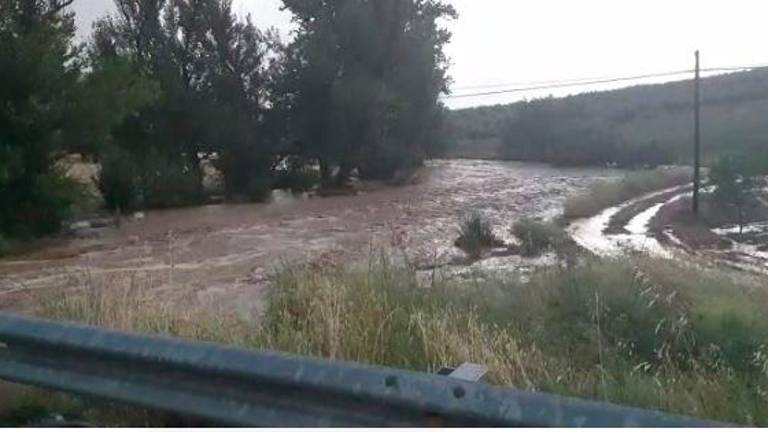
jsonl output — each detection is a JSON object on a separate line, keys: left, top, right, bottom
{"left": 73, "top": 0, "right": 768, "bottom": 109}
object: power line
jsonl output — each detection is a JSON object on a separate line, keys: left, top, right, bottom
{"left": 444, "top": 63, "right": 768, "bottom": 99}
{"left": 449, "top": 63, "right": 768, "bottom": 92}
{"left": 700, "top": 64, "right": 768, "bottom": 72}
{"left": 444, "top": 70, "right": 693, "bottom": 99}
{"left": 450, "top": 69, "right": 693, "bottom": 92}
{"left": 451, "top": 75, "right": 642, "bottom": 91}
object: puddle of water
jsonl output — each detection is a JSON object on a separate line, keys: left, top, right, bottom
{"left": 712, "top": 222, "right": 768, "bottom": 236}
{"left": 568, "top": 187, "right": 689, "bottom": 258}
{"left": 568, "top": 207, "right": 622, "bottom": 257}
{"left": 416, "top": 252, "right": 558, "bottom": 286}
{"left": 626, "top": 203, "right": 664, "bottom": 234}
{"left": 706, "top": 222, "right": 768, "bottom": 274}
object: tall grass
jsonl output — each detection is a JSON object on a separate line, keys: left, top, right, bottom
{"left": 511, "top": 218, "right": 572, "bottom": 257}
{"left": 455, "top": 211, "right": 499, "bottom": 258}
{"left": 3, "top": 253, "right": 768, "bottom": 425}
{"left": 564, "top": 167, "right": 691, "bottom": 220}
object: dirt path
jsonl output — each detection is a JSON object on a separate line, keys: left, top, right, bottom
{"left": 568, "top": 186, "right": 689, "bottom": 258}
{"left": 0, "top": 159, "right": 622, "bottom": 316}
{"left": 570, "top": 181, "right": 768, "bottom": 276}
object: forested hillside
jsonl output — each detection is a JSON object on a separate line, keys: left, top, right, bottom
{"left": 445, "top": 68, "right": 768, "bottom": 168}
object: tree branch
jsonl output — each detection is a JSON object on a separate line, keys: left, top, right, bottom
{"left": 44, "top": 0, "right": 76, "bottom": 20}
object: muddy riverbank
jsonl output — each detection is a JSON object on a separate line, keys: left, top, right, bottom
{"left": 0, "top": 159, "right": 623, "bottom": 316}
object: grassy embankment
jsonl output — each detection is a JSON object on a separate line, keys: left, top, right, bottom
{"left": 563, "top": 167, "right": 691, "bottom": 220}
{"left": 2, "top": 248, "right": 767, "bottom": 426}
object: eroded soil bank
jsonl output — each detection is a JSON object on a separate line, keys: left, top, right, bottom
{"left": 0, "top": 159, "right": 623, "bottom": 315}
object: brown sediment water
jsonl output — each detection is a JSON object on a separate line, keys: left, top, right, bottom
{"left": 568, "top": 186, "right": 690, "bottom": 258}
{"left": 0, "top": 159, "right": 623, "bottom": 316}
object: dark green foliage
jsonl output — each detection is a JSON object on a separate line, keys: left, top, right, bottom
{"left": 456, "top": 211, "right": 498, "bottom": 258}
{"left": 3, "top": 173, "right": 82, "bottom": 237}
{"left": 0, "top": 233, "right": 9, "bottom": 256}
{"left": 244, "top": 176, "right": 273, "bottom": 203}
{"left": 97, "top": 149, "right": 137, "bottom": 212}
{"left": 500, "top": 100, "right": 619, "bottom": 167}
{"left": 2, "top": 0, "right": 457, "bottom": 242}
{"left": 68, "top": 58, "right": 159, "bottom": 157}
{"left": 272, "top": 156, "right": 321, "bottom": 193}
{"left": 276, "top": 0, "right": 456, "bottom": 185}
{"left": 0, "top": 0, "right": 158, "bottom": 238}
{"left": 0, "top": 0, "right": 87, "bottom": 237}
{"left": 26, "top": 175, "right": 83, "bottom": 235}
{"left": 709, "top": 154, "right": 758, "bottom": 235}
{"left": 137, "top": 153, "right": 205, "bottom": 209}
{"left": 446, "top": 69, "right": 768, "bottom": 167}
{"left": 91, "top": 0, "right": 280, "bottom": 206}
{"left": 511, "top": 219, "right": 569, "bottom": 257}
{"left": 743, "top": 144, "right": 768, "bottom": 176}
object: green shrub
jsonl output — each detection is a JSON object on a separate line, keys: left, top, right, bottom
{"left": 3, "top": 174, "right": 82, "bottom": 237}
{"left": 97, "top": 149, "right": 137, "bottom": 212}
{"left": 531, "top": 260, "right": 689, "bottom": 365}
{"left": 708, "top": 154, "right": 759, "bottom": 234}
{"left": 245, "top": 176, "right": 273, "bottom": 202}
{"left": 137, "top": 156, "right": 204, "bottom": 209}
{"left": 688, "top": 291, "right": 768, "bottom": 373}
{"left": 0, "top": 233, "right": 10, "bottom": 257}
{"left": 511, "top": 219, "right": 569, "bottom": 256}
{"left": 455, "top": 211, "right": 499, "bottom": 258}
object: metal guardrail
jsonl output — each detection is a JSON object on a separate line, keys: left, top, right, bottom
{"left": 0, "top": 313, "right": 725, "bottom": 427}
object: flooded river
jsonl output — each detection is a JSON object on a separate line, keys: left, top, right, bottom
{"left": 0, "top": 159, "right": 622, "bottom": 315}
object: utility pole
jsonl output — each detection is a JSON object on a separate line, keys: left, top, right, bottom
{"left": 692, "top": 50, "right": 701, "bottom": 214}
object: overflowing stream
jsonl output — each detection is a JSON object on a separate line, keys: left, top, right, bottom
{"left": 0, "top": 159, "right": 623, "bottom": 315}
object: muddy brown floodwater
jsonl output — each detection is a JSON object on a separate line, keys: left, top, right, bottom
{"left": 0, "top": 159, "right": 622, "bottom": 317}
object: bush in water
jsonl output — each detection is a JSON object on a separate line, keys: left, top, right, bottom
{"left": 456, "top": 211, "right": 500, "bottom": 258}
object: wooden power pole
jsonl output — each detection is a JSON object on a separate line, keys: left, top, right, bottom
{"left": 692, "top": 50, "right": 701, "bottom": 214}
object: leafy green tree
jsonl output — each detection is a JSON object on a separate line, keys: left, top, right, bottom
{"left": 0, "top": 0, "right": 85, "bottom": 236}
{"left": 0, "top": 0, "right": 80, "bottom": 234}
{"left": 0, "top": 0, "right": 159, "bottom": 235}
{"left": 710, "top": 154, "right": 757, "bottom": 236}
{"left": 92, "top": 0, "right": 280, "bottom": 204}
{"left": 277, "top": 0, "right": 456, "bottom": 185}
{"left": 92, "top": 0, "right": 206, "bottom": 208}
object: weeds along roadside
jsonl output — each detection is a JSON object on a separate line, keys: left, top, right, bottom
{"left": 2, "top": 247, "right": 767, "bottom": 426}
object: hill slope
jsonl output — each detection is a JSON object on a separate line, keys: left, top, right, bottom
{"left": 445, "top": 68, "right": 768, "bottom": 168}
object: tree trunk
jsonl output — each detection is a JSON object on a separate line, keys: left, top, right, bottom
{"left": 738, "top": 207, "right": 745, "bottom": 240}
{"left": 319, "top": 159, "right": 333, "bottom": 187}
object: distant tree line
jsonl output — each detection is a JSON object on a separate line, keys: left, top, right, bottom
{"left": 445, "top": 69, "right": 768, "bottom": 168}
{"left": 497, "top": 99, "right": 669, "bottom": 167}
{"left": 0, "top": 0, "right": 455, "bottom": 246}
